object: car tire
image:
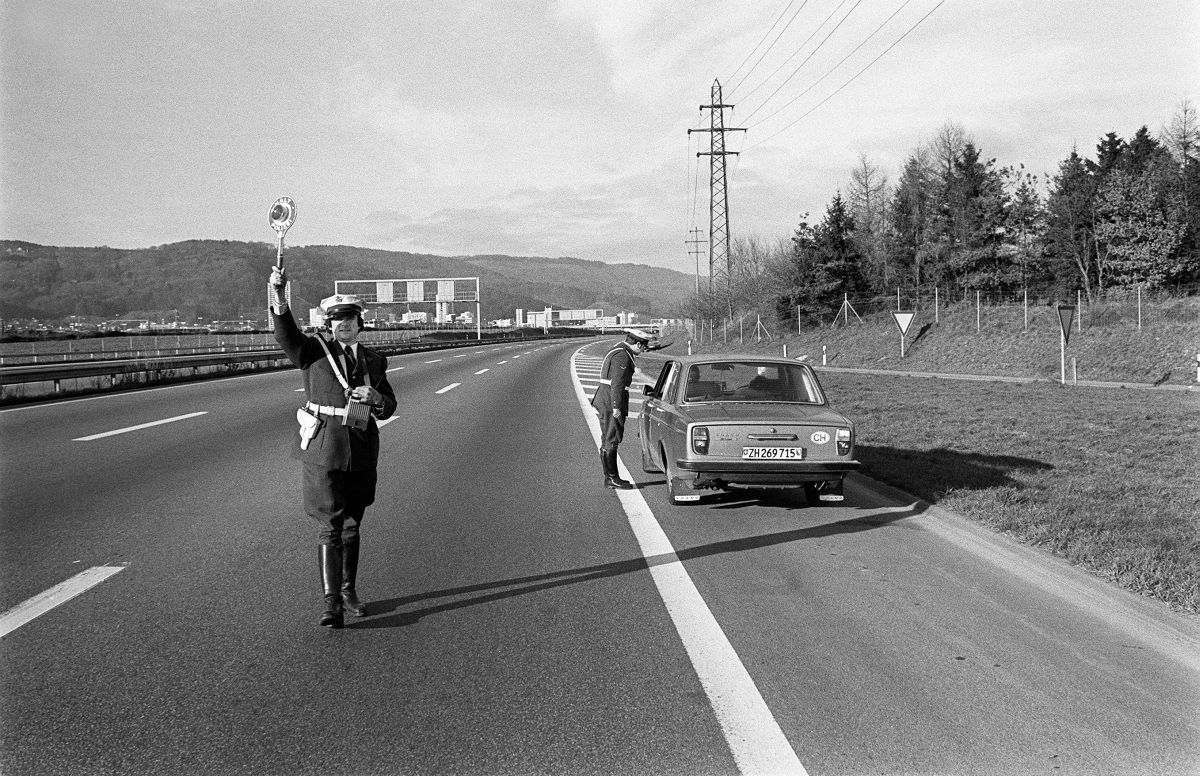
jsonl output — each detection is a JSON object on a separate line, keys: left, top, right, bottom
{"left": 662, "top": 444, "right": 694, "bottom": 506}
{"left": 804, "top": 483, "right": 821, "bottom": 507}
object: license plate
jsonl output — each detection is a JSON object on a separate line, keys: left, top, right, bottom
{"left": 742, "top": 446, "right": 805, "bottom": 460}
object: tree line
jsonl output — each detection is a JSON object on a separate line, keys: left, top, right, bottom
{"left": 687, "top": 100, "right": 1200, "bottom": 326}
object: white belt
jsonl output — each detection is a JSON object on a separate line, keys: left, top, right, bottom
{"left": 306, "top": 401, "right": 347, "bottom": 417}
{"left": 598, "top": 378, "right": 612, "bottom": 385}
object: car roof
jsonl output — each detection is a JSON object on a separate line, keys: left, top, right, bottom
{"left": 666, "top": 353, "right": 812, "bottom": 367}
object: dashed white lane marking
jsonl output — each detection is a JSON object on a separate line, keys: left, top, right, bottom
{"left": 0, "top": 566, "right": 126, "bottom": 638}
{"left": 570, "top": 346, "right": 808, "bottom": 776}
{"left": 436, "top": 383, "right": 461, "bottom": 394}
{"left": 425, "top": 359, "right": 442, "bottom": 364}
{"left": 377, "top": 416, "right": 400, "bottom": 428}
{"left": 388, "top": 366, "right": 406, "bottom": 372}
{"left": 497, "top": 360, "right": 508, "bottom": 365}
{"left": 73, "top": 412, "right": 208, "bottom": 442}
{"left": 474, "top": 369, "right": 490, "bottom": 375}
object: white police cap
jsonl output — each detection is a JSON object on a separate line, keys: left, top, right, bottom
{"left": 320, "top": 294, "right": 365, "bottom": 319}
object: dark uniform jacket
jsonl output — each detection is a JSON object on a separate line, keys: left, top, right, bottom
{"left": 273, "top": 310, "right": 397, "bottom": 471}
{"left": 590, "top": 342, "right": 637, "bottom": 417}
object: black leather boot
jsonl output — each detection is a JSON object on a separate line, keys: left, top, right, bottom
{"left": 319, "top": 544, "right": 344, "bottom": 628}
{"left": 603, "top": 450, "right": 635, "bottom": 490}
{"left": 341, "top": 541, "right": 366, "bottom": 617}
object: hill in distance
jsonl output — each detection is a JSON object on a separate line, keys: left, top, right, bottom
{"left": 0, "top": 240, "right": 695, "bottom": 323}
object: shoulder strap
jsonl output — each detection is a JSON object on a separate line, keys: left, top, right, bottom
{"left": 315, "top": 335, "right": 352, "bottom": 392}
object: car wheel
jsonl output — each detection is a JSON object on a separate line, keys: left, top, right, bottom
{"left": 804, "top": 483, "right": 820, "bottom": 507}
{"left": 662, "top": 444, "right": 697, "bottom": 505}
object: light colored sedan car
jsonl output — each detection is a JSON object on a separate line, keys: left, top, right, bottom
{"left": 638, "top": 354, "right": 859, "bottom": 505}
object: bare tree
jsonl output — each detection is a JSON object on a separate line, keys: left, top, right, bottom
{"left": 847, "top": 153, "right": 892, "bottom": 288}
{"left": 929, "top": 120, "right": 970, "bottom": 187}
{"left": 1160, "top": 98, "right": 1200, "bottom": 166}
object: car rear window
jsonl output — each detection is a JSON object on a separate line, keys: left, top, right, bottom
{"left": 682, "top": 362, "right": 821, "bottom": 404}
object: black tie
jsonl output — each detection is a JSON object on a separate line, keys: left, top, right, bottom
{"left": 343, "top": 345, "right": 357, "bottom": 381}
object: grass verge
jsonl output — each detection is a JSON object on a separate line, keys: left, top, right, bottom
{"left": 818, "top": 371, "right": 1200, "bottom": 614}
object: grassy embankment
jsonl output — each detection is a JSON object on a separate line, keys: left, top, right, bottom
{"left": 677, "top": 300, "right": 1200, "bottom": 613}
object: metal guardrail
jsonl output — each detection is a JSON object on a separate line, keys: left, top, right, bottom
{"left": 0, "top": 333, "right": 597, "bottom": 399}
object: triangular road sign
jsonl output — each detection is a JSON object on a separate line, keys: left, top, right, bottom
{"left": 1057, "top": 305, "right": 1075, "bottom": 346}
{"left": 893, "top": 312, "right": 915, "bottom": 335}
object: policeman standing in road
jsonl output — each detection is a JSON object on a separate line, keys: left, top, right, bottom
{"left": 270, "top": 267, "right": 397, "bottom": 629}
{"left": 591, "top": 328, "right": 653, "bottom": 489}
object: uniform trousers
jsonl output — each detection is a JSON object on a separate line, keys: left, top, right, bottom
{"left": 302, "top": 464, "right": 378, "bottom": 546}
{"left": 598, "top": 403, "right": 626, "bottom": 453}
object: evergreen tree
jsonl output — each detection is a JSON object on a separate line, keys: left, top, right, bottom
{"left": 888, "top": 150, "right": 934, "bottom": 286}
{"left": 812, "top": 193, "right": 869, "bottom": 301}
{"left": 1004, "top": 164, "right": 1050, "bottom": 294}
{"left": 774, "top": 216, "right": 821, "bottom": 324}
{"left": 944, "top": 143, "right": 1012, "bottom": 292}
{"left": 1044, "top": 149, "right": 1097, "bottom": 301}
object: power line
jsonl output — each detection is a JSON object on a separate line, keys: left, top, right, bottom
{"left": 746, "top": 0, "right": 914, "bottom": 131}
{"left": 733, "top": 0, "right": 847, "bottom": 109}
{"left": 723, "top": 0, "right": 796, "bottom": 89}
{"left": 726, "top": 1, "right": 812, "bottom": 98}
{"left": 744, "top": 0, "right": 948, "bottom": 152}
{"left": 739, "top": 0, "right": 864, "bottom": 127}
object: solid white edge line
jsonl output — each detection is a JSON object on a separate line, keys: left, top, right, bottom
{"left": 570, "top": 345, "right": 807, "bottom": 776}
{"left": 73, "top": 411, "right": 208, "bottom": 441}
{"left": 0, "top": 565, "right": 126, "bottom": 638}
{"left": 436, "top": 383, "right": 461, "bottom": 394}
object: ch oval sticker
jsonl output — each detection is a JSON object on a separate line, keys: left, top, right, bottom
{"left": 810, "top": 431, "right": 830, "bottom": 444}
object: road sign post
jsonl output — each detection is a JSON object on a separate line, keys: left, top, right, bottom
{"left": 892, "top": 312, "right": 914, "bottom": 357}
{"left": 1056, "top": 304, "right": 1075, "bottom": 385}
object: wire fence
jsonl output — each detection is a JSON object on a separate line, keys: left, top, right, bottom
{"left": 675, "top": 283, "right": 1200, "bottom": 345}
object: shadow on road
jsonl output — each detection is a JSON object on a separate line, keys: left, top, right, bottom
{"left": 350, "top": 503, "right": 925, "bottom": 630}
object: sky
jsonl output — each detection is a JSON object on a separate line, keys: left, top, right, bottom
{"left": 2, "top": 0, "right": 1197, "bottom": 277}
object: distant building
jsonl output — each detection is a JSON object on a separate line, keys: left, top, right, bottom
{"left": 524, "top": 308, "right": 604, "bottom": 328}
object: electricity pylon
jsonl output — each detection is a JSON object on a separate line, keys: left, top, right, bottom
{"left": 688, "top": 79, "right": 745, "bottom": 294}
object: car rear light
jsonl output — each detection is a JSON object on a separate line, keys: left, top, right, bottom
{"left": 836, "top": 428, "right": 851, "bottom": 456}
{"left": 691, "top": 426, "right": 709, "bottom": 455}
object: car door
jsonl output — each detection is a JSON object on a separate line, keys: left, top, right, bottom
{"left": 641, "top": 361, "right": 679, "bottom": 469}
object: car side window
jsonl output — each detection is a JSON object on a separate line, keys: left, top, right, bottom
{"left": 659, "top": 362, "right": 681, "bottom": 402}
{"left": 649, "top": 361, "right": 675, "bottom": 400}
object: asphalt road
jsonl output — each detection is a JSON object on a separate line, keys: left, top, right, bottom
{"left": 1, "top": 338, "right": 1197, "bottom": 776}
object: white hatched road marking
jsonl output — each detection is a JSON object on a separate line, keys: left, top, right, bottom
{"left": 436, "top": 383, "right": 460, "bottom": 394}
{"left": 571, "top": 346, "right": 808, "bottom": 776}
{"left": 0, "top": 566, "right": 127, "bottom": 638}
{"left": 474, "top": 369, "right": 490, "bottom": 375}
{"left": 73, "top": 412, "right": 208, "bottom": 441}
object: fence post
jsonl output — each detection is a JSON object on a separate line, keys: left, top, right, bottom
{"left": 1024, "top": 287, "right": 1028, "bottom": 332}
{"left": 976, "top": 291, "right": 981, "bottom": 333}
{"left": 1077, "top": 289, "right": 1082, "bottom": 331}
{"left": 935, "top": 286, "right": 939, "bottom": 324}
{"left": 1137, "top": 285, "right": 1143, "bottom": 330}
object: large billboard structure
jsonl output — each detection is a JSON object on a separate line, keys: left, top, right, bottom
{"left": 334, "top": 277, "right": 481, "bottom": 339}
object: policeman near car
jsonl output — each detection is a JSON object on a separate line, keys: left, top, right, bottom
{"left": 590, "top": 328, "right": 655, "bottom": 489}
{"left": 270, "top": 267, "right": 397, "bottom": 628}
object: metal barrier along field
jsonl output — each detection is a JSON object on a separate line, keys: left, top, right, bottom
{"left": 0, "top": 332, "right": 585, "bottom": 405}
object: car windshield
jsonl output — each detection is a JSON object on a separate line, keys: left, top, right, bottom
{"left": 682, "top": 362, "right": 822, "bottom": 404}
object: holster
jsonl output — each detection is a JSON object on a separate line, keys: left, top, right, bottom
{"left": 296, "top": 406, "right": 325, "bottom": 450}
